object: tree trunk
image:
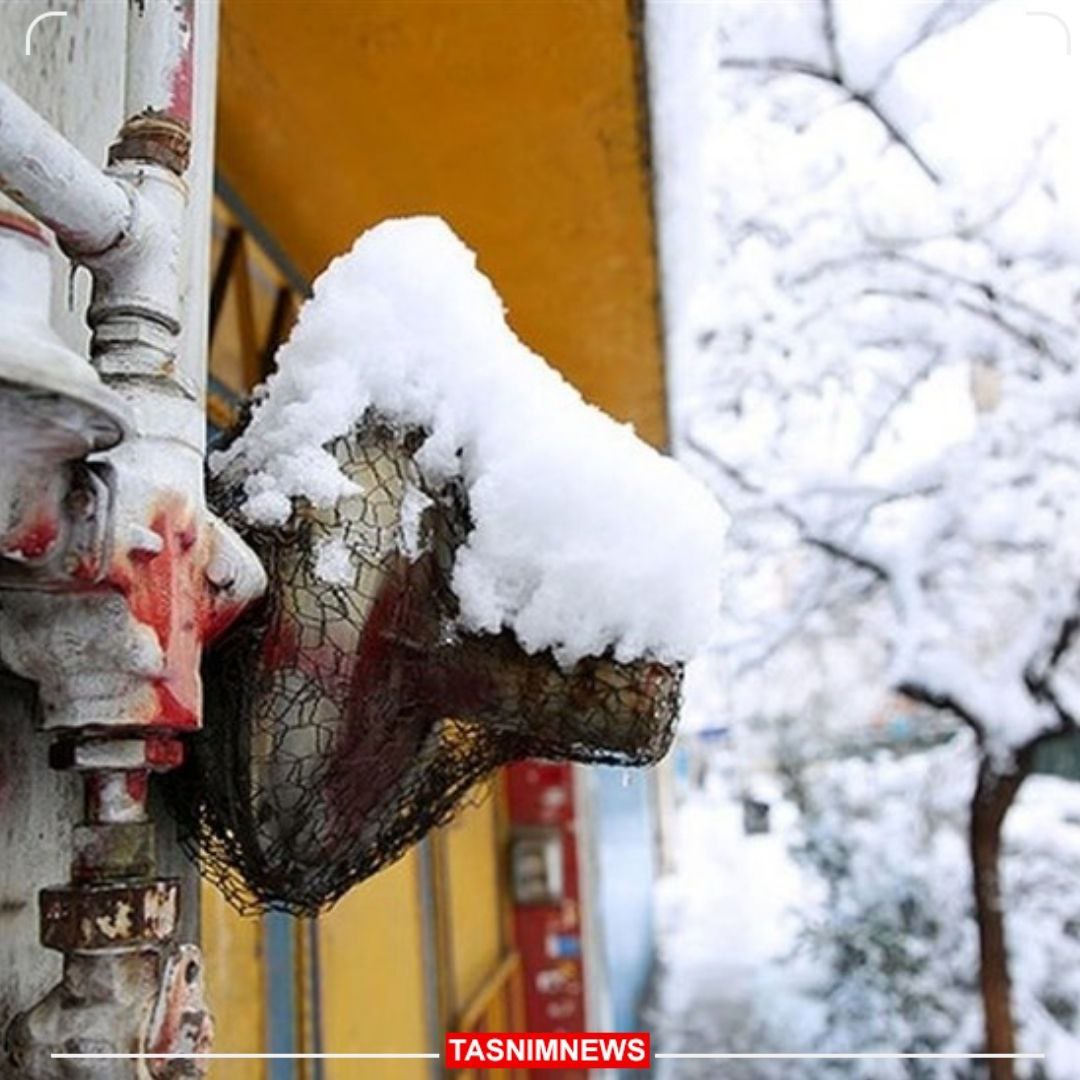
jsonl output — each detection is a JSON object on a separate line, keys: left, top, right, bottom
{"left": 969, "top": 755, "right": 1030, "bottom": 1080}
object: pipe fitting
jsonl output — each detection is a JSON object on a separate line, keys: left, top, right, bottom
{"left": 0, "top": 3, "right": 231, "bottom": 1071}
{"left": 110, "top": 111, "right": 192, "bottom": 176}
{"left": 5, "top": 946, "right": 211, "bottom": 1079}
{"left": 86, "top": 164, "right": 189, "bottom": 390}
{"left": 0, "top": 217, "right": 132, "bottom": 588}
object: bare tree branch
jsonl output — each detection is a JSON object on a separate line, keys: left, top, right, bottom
{"left": 897, "top": 678, "right": 986, "bottom": 737}
{"left": 683, "top": 429, "right": 893, "bottom": 583}
{"left": 820, "top": 0, "right": 844, "bottom": 81}
{"left": 721, "top": 0, "right": 948, "bottom": 190}
{"left": 868, "top": 0, "right": 994, "bottom": 95}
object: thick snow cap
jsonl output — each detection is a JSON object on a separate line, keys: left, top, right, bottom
{"left": 212, "top": 216, "right": 725, "bottom": 665}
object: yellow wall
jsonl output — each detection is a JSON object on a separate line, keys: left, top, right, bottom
{"left": 201, "top": 884, "right": 265, "bottom": 1078}
{"left": 217, "top": 0, "right": 667, "bottom": 445}
{"left": 319, "top": 853, "right": 430, "bottom": 1079}
{"left": 441, "top": 795, "right": 505, "bottom": 1019}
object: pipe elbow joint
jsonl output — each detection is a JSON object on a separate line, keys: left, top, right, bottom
{"left": 82, "top": 164, "right": 189, "bottom": 390}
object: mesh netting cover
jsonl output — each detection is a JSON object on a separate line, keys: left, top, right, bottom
{"left": 168, "top": 418, "right": 681, "bottom": 915}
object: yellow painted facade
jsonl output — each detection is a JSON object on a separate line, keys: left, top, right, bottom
{"left": 203, "top": 0, "right": 665, "bottom": 1068}
{"left": 319, "top": 854, "right": 430, "bottom": 1079}
{"left": 216, "top": 0, "right": 666, "bottom": 446}
{"left": 442, "top": 796, "right": 505, "bottom": 1019}
{"left": 200, "top": 884, "right": 264, "bottom": 1078}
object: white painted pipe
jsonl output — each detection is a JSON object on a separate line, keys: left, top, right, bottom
{"left": 124, "top": 0, "right": 194, "bottom": 126}
{"left": 0, "top": 78, "right": 191, "bottom": 406}
{"left": 0, "top": 80, "right": 131, "bottom": 257}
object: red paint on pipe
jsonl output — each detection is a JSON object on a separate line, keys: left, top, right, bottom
{"left": 167, "top": 0, "right": 195, "bottom": 125}
{"left": 203, "top": 596, "right": 248, "bottom": 642}
{"left": 107, "top": 495, "right": 210, "bottom": 732}
{"left": 125, "top": 770, "right": 150, "bottom": 804}
{"left": 1, "top": 513, "right": 59, "bottom": 561}
{"left": 144, "top": 736, "right": 185, "bottom": 770}
{"left": 0, "top": 211, "right": 47, "bottom": 244}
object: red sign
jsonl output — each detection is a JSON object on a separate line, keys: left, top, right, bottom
{"left": 444, "top": 1032, "right": 650, "bottom": 1070}
{"left": 506, "top": 762, "right": 587, "bottom": 1043}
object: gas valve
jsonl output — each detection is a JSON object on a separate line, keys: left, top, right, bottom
{"left": 0, "top": 11, "right": 267, "bottom": 1068}
{"left": 5, "top": 945, "right": 212, "bottom": 1079}
{"left": 0, "top": 214, "right": 261, "bottom": 1070}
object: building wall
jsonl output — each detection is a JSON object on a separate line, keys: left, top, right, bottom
{"left": 216, "top": 0, "right": 667, "bottom": 445}
{"left": 319, "top": 853, "right": 431, "bottom": 1080}
{"left": 0, "top": 0, "right": 215, "bottom": 1058}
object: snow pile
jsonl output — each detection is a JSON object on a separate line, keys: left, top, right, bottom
{"left": 312, "top": 537, "right": 353, "bottom": 587}
{"left": 212, "top": 216, "right": 725, "bottom": 665}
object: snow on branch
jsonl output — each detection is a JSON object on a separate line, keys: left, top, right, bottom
{"left": 675, "top": 0, "right": 1080, "bottom": 761}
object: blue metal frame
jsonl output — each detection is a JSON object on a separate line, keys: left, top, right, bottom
{"left": 264, "top": 912, "right": 298, "bottom": 1079}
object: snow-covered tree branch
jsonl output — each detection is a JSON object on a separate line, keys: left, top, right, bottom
{"left": 666, "top": 0, "right": 1080, "bottom": 1072}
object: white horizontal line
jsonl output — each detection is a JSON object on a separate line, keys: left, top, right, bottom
{"left": 53, "top": 1054, "right": 439, "bottom": 1060}
{"left": 55, "top": 1051, "right": 1046, "bottom": 1062}
{"left": 655, "top": 1054, "right": 1045, "bottom": 1060}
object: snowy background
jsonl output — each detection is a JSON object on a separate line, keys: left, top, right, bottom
{"left": 650, "top": 742, "right": 1080, "bottom": 1078}
{"left": 647, "top": 1, "right": 1080, "bottom": 1076}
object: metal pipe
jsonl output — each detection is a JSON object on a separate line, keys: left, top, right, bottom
{"left": 0, "top": 5, "right": 240, "bottom": 1073}
{"left": 0, "top": 6, "right": 261, "bottom": 1080}
{"left": 111, "top": 0, "right": 195, "bottom": 176}
{"left": 84, "top": 770, "right": 149, "bottom": 825}
{"left": 0, "top": 80, "right": 131, "bottom": 257}
{"left": 125, "top": 0, "right": 195, "bottom": 125}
